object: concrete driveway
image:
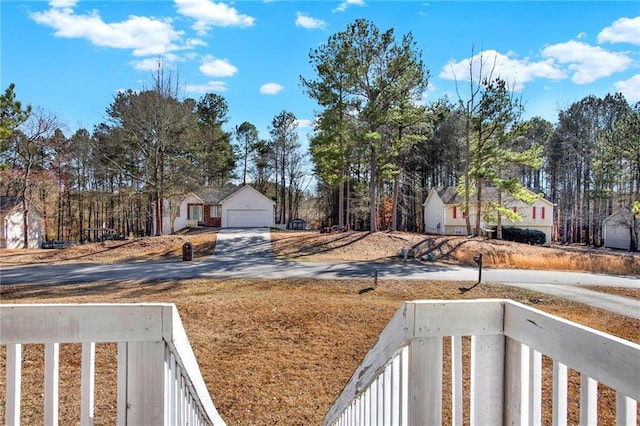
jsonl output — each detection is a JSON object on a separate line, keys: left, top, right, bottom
{"left": 213, "top": 228, "right": 273, "bottom": 258}
{"left": 2, "top": 228, "right": 639, "bottom": 319}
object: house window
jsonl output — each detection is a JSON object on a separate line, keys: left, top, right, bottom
{"left": 454, "top": 227, "right": 464, "bottom": 235}
{"left": 210, "top": 205, "right": 221, "bottom": 218}
{"left": 188, "top": 205, "right": 203, "bottom": 222}
{"left": 532, "top": 206, "right": 545, "bottom": 220}
{"left": 453, "top": 206, "right": 466, "bottom": 219}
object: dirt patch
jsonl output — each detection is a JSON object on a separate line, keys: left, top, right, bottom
{"left": 0, "top": 229, "right": 217, "bottom": 265}
{"left": 270, "top": 230, "right": 640, "bottom": 275}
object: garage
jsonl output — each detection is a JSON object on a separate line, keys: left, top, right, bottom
{"left": 220, "top": 185, "right": 275, "bottom": 228}
{"left": 226, "top": 209, "right": 272, "bottom": 228}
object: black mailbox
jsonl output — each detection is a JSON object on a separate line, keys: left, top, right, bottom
{"left": 473, "top": 254, "right": 483, "bottom": 266}
{"left": 182, "top": 242, "right": 194, "bottom": 261}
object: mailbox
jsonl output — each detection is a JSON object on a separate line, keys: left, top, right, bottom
{"left": 182, "top": 242, "right": 194, "bottom": 261}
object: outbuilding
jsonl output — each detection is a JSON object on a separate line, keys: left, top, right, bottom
{"left": 602, "top": 207, "right": 638, "bottom": 251}
{"left": 1, "top": 197, "right": 44, "bottom": 249}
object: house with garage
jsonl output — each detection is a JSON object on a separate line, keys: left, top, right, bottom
{"left": 423, "top": 186, "right": 554, "bottom": 243}
{"left": 0, "top": 196, "right": 44, "bottom": 249}
{"left": 162, "top": 185, "right": 275, "bottom": 234}
{"left": 602, "top": 206, "right": 638, "bottom": 251}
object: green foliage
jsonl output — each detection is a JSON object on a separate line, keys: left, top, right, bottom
{"left": 0, "top": 83, "right": 32, "bottom": 148}
{"left": 302, "top": 18, "right": 428, "bottom": 231}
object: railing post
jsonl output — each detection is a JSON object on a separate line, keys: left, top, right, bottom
{"left": 44, "top": 342, "right": 60, "bottom": 426}
{"left": 504, "top": 338, "right": 527, "bottom": 425}
{"left": 552, "top": 360, "right": 568, "bottom": 426}
{"left": 616, "top": 393, "right": 637, "bottom": 425}
{"left": 409, "top": 337, "right": 442, "bottom": 425}
{"left": 471, "top": 334, "right": 504, "bottom": 425}
{"left": 118, "top": 341, "right": 166, "bottom": 425}
{"left": 5, "top": 343, "right": 22, "bottom": 426}
{"left": 81, "top": 342, "right": 96, "bottom": 426}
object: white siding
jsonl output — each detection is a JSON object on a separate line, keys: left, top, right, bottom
{"left": 162, "top": 194, "right": 203, "bottom": 235}
{"left": 603, "top": 222, "right": 630, "bottom": 250}
{"left": 423, "top": 190, "right": 445, "bottom": 234}
{"left": 221, "top": 186, "right": 274, "bottom": 228}
{"left": 2, "top": 208, "right": 43, "bottom": 249}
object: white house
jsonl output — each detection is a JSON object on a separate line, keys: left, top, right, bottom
{"left": 0, "top": 197, "right": 44, "bottom": 249}
{"left": 602, "top": 207, "right": 639, "bottom": 251}
{"left": 423, "top": 187, "right": 554, "bottom": 243}
{"left": 162, "top": 185, "right": 275, "bottom": 234}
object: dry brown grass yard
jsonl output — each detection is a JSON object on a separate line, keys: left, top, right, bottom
{"left": 1, "top": 230, "right": 639, "bottom": 424}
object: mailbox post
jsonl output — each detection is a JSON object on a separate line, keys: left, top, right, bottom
{"left": 473, "top": 253, "right": 483, "bottom": 283}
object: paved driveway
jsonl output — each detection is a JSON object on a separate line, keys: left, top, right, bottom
{"left": 214, "top": 228, "right": 272, "bottom": 258}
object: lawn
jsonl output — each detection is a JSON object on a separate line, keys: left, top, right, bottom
{"left": 1, "top": 277, "right": 638, "bottom": 425}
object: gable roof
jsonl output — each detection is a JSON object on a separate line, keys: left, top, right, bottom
{"left": 219, "top": 185, "right": 275, "bottom": 205}
{"left": 603, "top": 206, "right": 638, "bottom": 224}
{"left": 427, "top": 186, "right": 551, "bottom": 206}
{"left": 193, "top": 184, "right": 241, "bottom": 204}
{"left": 0, "top": 196, "right": 21, "bottom": 214}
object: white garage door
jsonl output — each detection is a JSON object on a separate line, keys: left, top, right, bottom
{"left": 226, "top": 209, "right": 272, "bottom": 228}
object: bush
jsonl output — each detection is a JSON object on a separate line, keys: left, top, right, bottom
{"left": 492, "top": 227, "right": 546, "bottom": 245}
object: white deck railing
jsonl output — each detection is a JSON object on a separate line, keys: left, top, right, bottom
{"left": 1, "top": 303, "right": 226, "bottom": 426}
{"left": 324, "top": 299, "right": 640, "bottom": 426}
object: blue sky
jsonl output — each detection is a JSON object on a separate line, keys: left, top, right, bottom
{"left": 2, "top": 0, "right": 639, "bottom": 145}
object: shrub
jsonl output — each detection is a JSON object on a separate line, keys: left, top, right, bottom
{"left": 492, "top": 227, "right": 546, "bottom": 245}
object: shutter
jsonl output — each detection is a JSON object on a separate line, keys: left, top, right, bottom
{"left": 453, "top": 206, "right": 457, "bottom": 219}
{"left": 541, "top": 207, "right": 545, "bottom": 219}
{"left": 533, "top": 207, "right": 536, "bottom": 219}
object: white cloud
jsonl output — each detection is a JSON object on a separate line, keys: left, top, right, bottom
{"left": 50, "top": 0, "right": 77, "bottom": 8}
{"left": 199, "top": 55, "right": 238, "bottom": 77}
{"left": 174, "top": 0, "right": 255, "bottom": 34}
{"left": 541, "top": 40, "right": 632, "bottom": 84}
{"left": 614, "top": 74, "right": 640, "bottom": 103}
{"left": 185, "top": 81, "right": 228, "bottom": 93}
{"left": 295, "top": 12, "right": 326, "bottom": 30}
{"left": 597, "top": 16, "right": 640, "bottom": 45}
{"left": 296, "top": 118, "right": 313, "bottom": 129}
{"left": 260, "top": 82, "right": 283, "bottom": 95}
{"left": 333, "top": 0, "right": 365, "bottom": 13}
{"left": 31, "top": 4, "right": 186, "bottom": 56}
{"left": 439, "top": 49, "right": 565, "bottom": 92}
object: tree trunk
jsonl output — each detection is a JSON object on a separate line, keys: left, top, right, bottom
{"left": 474, "top": 180, "right": 483, "bottom": 236}
{"left": 391, "top": 173, "right": 400, "bottom": 231}
{"left": 369, "top": 145, "right": 378, "bottom": 233}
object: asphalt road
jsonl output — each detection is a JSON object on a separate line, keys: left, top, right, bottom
{"left": 2, "top": 228, "right": 639, "bottom": 319}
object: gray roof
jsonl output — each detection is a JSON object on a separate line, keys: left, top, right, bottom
{"left": 0, "top": 196, "right": 21, "bottom": 213}
{"left": 193, "top": 185, "right": 243, "bottom": 204}
{"left": 433, "top": 186, "right": 550, "bottom": 205}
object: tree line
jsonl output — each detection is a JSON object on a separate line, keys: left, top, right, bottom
{"left": 2, "top": 19, "right": 638, "bottom": 248}
{"left": 0, "top": 66, "right": 309, "bottom": 245}
{"left": 302, "top": 19, "right": 639, "bottom": 246}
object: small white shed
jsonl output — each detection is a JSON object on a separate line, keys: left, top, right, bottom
{"left": 603, "top": 207, "right": 638, "bottom": 251}
{"left": 1, "top": 197, "right": 44, "bottom": 249}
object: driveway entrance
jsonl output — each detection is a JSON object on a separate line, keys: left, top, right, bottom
{"left": 214, "top": 228, "right": 272, "bottom": 258}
